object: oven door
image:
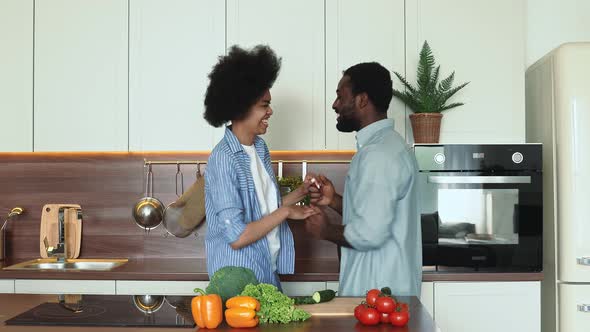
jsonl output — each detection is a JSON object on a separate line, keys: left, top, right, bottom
{"left": 418, "top": 171, "right": 542, "bottom": 271}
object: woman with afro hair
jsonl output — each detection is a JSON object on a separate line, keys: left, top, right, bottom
{"left": 203, "top": 45, "right": 318, "bottom": 287}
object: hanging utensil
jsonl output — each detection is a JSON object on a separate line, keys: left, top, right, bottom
{"left": 132, "top": 165, "right": 164, "bottom": 234}
{"left": 162, "top": 163, "right": 185, "bottom": 238}
{"left": 162, "top": 163, "right": 206, "bottom": 238}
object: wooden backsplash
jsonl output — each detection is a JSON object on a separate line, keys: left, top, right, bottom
{"left": 0, "top": 151, "right": 353, "bottom": 262}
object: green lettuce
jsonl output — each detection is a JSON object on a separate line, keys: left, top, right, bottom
{"left": 240, "top": 283, "right": 311, "bottom": 324}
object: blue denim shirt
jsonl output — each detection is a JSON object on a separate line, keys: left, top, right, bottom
{"left": 205, "top": 127, "right": 295, "bottom": 287}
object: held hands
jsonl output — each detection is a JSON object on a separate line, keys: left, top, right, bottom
{"left": 304, "top": 174, "right": 335, "bottom": 206}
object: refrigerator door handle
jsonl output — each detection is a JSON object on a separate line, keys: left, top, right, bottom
{"left": 576, "top": 257, "right": 590, "bottom": 266}
{"left": 577, "top": 304, "right": 590, "bottom": 312}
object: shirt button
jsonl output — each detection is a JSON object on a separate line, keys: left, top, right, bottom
{"left": 225, "top": 220, "right": 230, "bottom": 224}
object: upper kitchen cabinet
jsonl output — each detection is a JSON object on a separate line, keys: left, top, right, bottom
{"left": 34, "top": 0, "right": 128, "bottom": 151}
{"left": 405, "top": 0, "right": 526, "bottom": 143}
{"left": 325, "top": 0, "right": 406, "bottom": 150}
{"left": 226, "top": 0, "right": 325, "bottom": 150}
{"left": 0, "top": 0, "right": 33, "bottom": 152}
{"left": 129, "top": 0, "right": 225, "bottom": 151}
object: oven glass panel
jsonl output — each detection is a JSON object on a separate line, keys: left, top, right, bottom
{"left": 436, "top": 188, "right": 519, "bottom": 245}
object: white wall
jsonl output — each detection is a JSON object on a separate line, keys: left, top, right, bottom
{"left": 526, "top": 0, "right": 590, "bottom": 67}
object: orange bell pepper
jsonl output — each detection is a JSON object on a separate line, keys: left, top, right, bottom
{"left": 225, "top": 296, "right": 260, "bottom": 328}
{"left": 191, "top": 288, "right": 223, "bottom": 329}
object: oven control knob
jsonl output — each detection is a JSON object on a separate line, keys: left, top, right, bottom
{"left": 434, "top": 153, "right": 446, "bottom": 164}
{"left": 512, "top": 152, "right": 523, "bottom": 164}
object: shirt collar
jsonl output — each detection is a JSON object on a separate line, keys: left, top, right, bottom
{"left": 355, "top": 119, "right": 395, "bottom": 149}
{"left": 224, "top": 126, "right": 264, "bottom": 154}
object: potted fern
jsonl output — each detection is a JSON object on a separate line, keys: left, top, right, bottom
{"left": 392, "top": 41, "right": 469, "bottom": 143}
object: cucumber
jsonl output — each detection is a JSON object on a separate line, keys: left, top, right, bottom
{"left": 312, "top": 289, "right": 336, "bottom": 303}
{"left": 293, "top": 296, "right": 317, "bottom": 305}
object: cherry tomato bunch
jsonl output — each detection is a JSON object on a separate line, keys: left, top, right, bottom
{"left": 353, "top": 288, "right": 410, "bottom": 327}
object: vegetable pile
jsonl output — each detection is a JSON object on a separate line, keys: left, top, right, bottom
{"left": 354, "top": 287, "right": 410, "bottom": 327}
{"left": 240, "top": 283, "right": 311, "bottom": 323}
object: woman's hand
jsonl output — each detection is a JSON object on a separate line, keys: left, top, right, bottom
{"left": 305, "top": 174, "right": 335, "bottom": 206}
{"left": 284, "top": 205, "right": 318, "bottom": 220}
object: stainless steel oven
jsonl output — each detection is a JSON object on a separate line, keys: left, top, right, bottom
{"left": 415, "top": 144, "right": 542, "bottom": 271}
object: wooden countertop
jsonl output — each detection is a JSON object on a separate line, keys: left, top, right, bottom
{"left": 0, "top": 258, "right": 543, "bottom": 281}
{"left": 0, "top": 294, "right": 438, "bottom": 332}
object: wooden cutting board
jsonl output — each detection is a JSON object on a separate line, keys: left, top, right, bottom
{"left": 295, "top": 297, "right": 362, "bottom": 316}
{"left": 39, "top": 204, "right": 82, "bottom": 259}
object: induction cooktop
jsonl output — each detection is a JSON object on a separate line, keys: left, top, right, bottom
{"left": 5, "top": 295, "right": 195, "bottom": 328}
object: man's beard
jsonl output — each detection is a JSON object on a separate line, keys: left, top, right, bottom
{"left": 336, "top": 105, "right": 359, "bottom": 133}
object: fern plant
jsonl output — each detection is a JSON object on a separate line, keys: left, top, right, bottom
{"left": 392, "top": 41, "right": 469, "bottom": 113}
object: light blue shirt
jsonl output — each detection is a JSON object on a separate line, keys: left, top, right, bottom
{"left": 339, "top": 119, "right": 422, "bottom": 296}
{"left": 205, "top": 127, "right": 295, "bottom": 288}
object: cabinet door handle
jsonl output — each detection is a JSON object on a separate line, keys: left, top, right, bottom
{"left": 577, "top": 257, "right": 590, "bottom": 266}
{"left": 577, "top": 304, "right": 590, "bottom": 312}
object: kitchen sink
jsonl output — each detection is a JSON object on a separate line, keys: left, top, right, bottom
{"left": 2, "top": 258, "right": 128, "bottom": 271}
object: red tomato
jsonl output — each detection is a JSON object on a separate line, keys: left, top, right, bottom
{"left": 375, "top": 296, "right": 396, "bottom": 313}
{"left": 354, "top": 304, "right": 366, "bottom": 320}
{"left": 365, "top": 289, "right": 381, "bottom": 306}
{"left": 358, "top": 307, "right": 380, "bottom": 326}
{"left": 390, "top": 311, "right": 410, "bottom": 327}
{"left": 396, "top": 302, "right": 410, "bottom": 318}
{"left": 397, "top": 302, "right": 409, "bottom": 312}
{"left": 379, "top": 311, "right": 390, "bottom": 323}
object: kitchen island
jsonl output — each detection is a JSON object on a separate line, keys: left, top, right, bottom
{"left": 0, "top": 294, "right": 438, "bottom": 332}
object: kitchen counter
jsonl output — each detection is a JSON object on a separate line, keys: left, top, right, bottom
{"left": 0, "top": 294, "right": 438, "bottom": 332}
{"left": 0, "top": 258, "right": 543, "bottom": 282}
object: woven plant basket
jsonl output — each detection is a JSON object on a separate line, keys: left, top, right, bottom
{"left": 409, "top": 113, "right": 443, "bottom": 143}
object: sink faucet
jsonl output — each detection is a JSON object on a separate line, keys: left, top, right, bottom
{"left": 43, "top": 208, "right": 82, "bottom": 263}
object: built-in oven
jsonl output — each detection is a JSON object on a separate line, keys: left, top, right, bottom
{"left": 415, "top": 144, "right": 542, "bottom": 272}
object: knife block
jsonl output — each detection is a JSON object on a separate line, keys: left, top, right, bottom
{"left": 39, "top": 204, "right": 82, "bottom": 259}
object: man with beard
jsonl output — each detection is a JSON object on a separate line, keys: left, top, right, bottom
{"left": 305, "top": 62, "right": 422, "bottom": 297}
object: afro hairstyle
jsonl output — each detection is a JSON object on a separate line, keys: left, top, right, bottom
{"left": 204, "top": 45, "right": 282, "bottom": 127}
{"left": 343, "top": 62, "right": 393, "bottom": 113}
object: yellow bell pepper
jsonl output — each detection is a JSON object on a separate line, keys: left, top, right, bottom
{"left": 225, "top": 296, "right": 260, "bottom": 328}
{"left": 191, "top": 288, "right": 223, "bottom": 329}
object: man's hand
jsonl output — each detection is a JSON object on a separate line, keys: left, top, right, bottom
{"left": 304, "top": 206, "right": 329, "bottom": 240}
{"left": 305, "top": 174, "right": 335, "bottom": 206}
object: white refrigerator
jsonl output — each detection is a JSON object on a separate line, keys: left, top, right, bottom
{"left": 526, "top": 42, "right": 590, "bottom": 332}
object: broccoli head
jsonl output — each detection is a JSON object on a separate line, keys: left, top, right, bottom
{"left": 205, "top": 266, "right": 259, "bottom": 303}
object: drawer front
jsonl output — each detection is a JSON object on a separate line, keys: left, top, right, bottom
{"left": 116, "top": 280, "right": 208, "bottom": 296}
{"left": 0, "top": 279, "right": 15, "bottom": 293}
{"left": 15, "top": 279, "right": 115, "bottom": 295}
{"left": 559, "top": 284, "right": 590, "bottom": 332}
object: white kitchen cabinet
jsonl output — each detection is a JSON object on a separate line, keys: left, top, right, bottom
{"left": 15, "top": 279, "right": 116, "bottom": 295}
{"left": 558, "top": 284, "right": 590, "bottom": 332}
{"left": 0, "top": 0, "right": 33, "bottom": 152}
{"left": 405, "top": 0, "right": 526, "bottom": 144}
{"left": 0, "top": 279, "right": 15, "bottom": 294}
{"left": 325, "top": 0, "right": 407, "bottom": 150}
{"left": 434, "top": 281, "right": 540, "bottom": 332}
{"left": 129, "top": 0, "right": 225, "bottom": 151}
{"left": 33, "top": 0, "right": 128, "bottom": 151}
{"left": 116, "top": 280, "right": 208, "bottom": 296}
{"left": 420, "top": 281, "right": 434, "bottom": 318}
{"left": 226, "top": 0, "right": 325, "bottom": 150}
